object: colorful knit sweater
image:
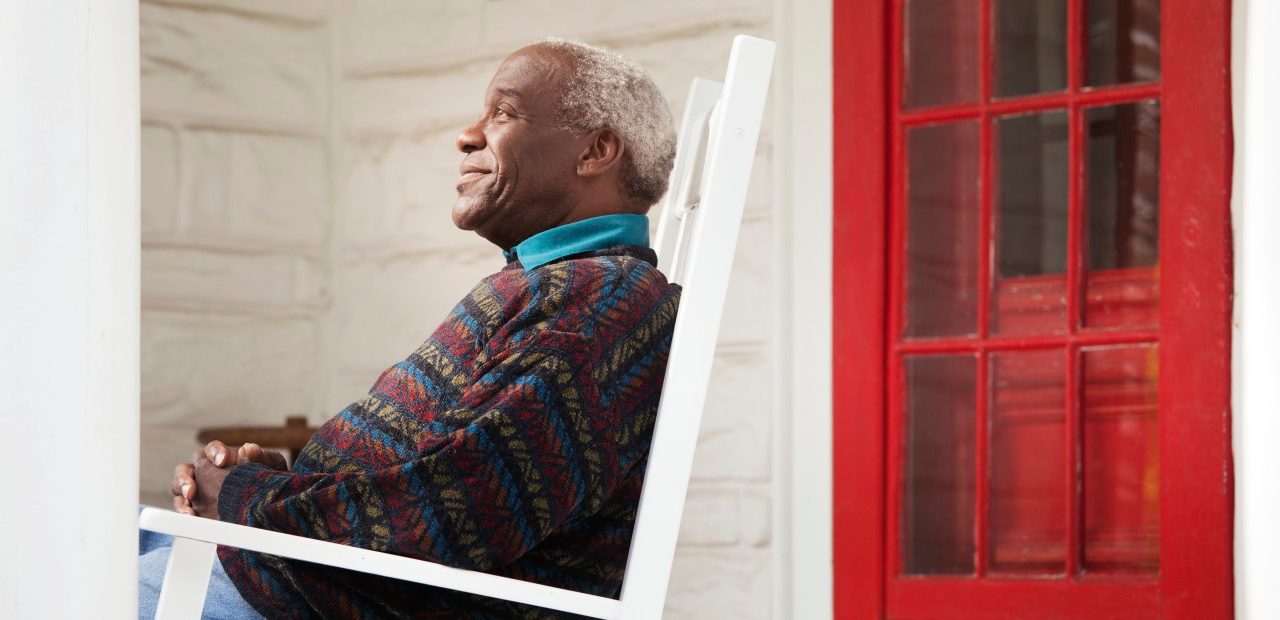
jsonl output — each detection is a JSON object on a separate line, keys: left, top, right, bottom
{"left": 216, "top": 245, "right": 681, "bottom": 619}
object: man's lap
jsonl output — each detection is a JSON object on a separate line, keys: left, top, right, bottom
{"left": 137, "top": 507, "right": 264, "bottom": 620}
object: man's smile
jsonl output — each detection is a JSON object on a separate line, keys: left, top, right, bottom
{"left": 456, "top": 165, "right": 491, "bottom": 192}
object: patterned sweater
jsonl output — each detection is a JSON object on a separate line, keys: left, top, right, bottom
{"left": 216, "top": 245, "right": 681, "bottom": 619}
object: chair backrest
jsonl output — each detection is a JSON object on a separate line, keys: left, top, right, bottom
{"left": 618, "top": 35, "right": 774, "bottom": 619}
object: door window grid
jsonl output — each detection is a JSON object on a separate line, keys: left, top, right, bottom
{"left": 888, "top": 0, "right": 1161, "bottom": 581}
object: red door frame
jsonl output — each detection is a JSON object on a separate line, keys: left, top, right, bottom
{"left": 832, "top": 2, "right": 1234, "bottom": 618}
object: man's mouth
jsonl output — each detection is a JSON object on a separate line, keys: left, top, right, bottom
{"left": 456, "top": 166, "right": 491, "bottom": 192}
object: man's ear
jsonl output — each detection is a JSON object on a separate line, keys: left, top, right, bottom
{"left": 576, "top": 128, "right": 624, "bottom": 178}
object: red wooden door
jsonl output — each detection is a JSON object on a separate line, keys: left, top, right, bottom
{"left": 833, "top": 1, "right": 1233, "bottom": 618}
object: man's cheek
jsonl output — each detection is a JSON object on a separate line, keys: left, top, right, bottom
{"left": 489, "top": 164, "right": 519, "bottom": 205}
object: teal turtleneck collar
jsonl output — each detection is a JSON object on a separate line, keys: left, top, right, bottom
{"left": 502, "top": 213, "right": 650, "bottom": 270}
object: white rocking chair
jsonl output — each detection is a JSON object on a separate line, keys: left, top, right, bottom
{"left": 138, "top": 35, "right": 775, "bottom": 619}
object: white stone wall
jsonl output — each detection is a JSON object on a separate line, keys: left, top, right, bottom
{"left": 141, "top": 1, "right": 784, "bottom": 616}
{"left": 138, "top": 0, "right": 332, "bottom": 507}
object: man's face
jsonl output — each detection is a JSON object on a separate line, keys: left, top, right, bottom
{"left": 453, "top": 46, "right": 585, "bottom": 249}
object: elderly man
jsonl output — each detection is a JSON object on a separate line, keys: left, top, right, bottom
{"left": 139, "top": 38, "right": 681, "bottom": 619}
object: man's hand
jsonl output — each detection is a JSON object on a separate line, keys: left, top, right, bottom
{"left": 171, "top": 441, "right": 289, "bottom": 517}
{"left": 188, "top": 451, "right": 232, "bottom": 519}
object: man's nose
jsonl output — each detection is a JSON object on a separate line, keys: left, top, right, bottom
{"left": 457, "top": 120, "right": 485, "bottom": 153}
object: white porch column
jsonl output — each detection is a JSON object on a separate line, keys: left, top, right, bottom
{"left": 779, "top": 0, "right": 834, "bottom": 618}
{"left": 0, "top": 2, "right": 140, "bottom": 618}
{"left": 1234, "top": 0, "right": 1280, "bottom": 618}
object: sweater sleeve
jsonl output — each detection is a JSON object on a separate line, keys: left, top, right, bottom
{"left": 216, "top": 327, "right": 641, "bottom": 572}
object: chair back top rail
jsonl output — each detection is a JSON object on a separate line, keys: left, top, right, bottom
{"left": 617, "top": 35, "right": 775, "bottom": 620}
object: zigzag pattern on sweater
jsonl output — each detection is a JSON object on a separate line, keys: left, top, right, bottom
{"left": 216, "top": 245, "right": 681, "bottom": 619}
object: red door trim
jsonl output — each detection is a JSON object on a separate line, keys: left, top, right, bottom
{"left": 832, "top": 2, "right": 1234, "bottom": 618}
{"left": 1158, "top": 2, "right": 1234, "bottom": 617}
{"left": 832, "top": 0, "right": 888, "bottom": 617}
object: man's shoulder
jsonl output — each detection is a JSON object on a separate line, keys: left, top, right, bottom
{"left": 477, "top": 246, "right": 679, "bottom": 335}
{"left": 543, "top": 247, "right": 680, "bottom": 307}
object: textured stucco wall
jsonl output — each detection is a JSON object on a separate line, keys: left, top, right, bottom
{"left": 140, "top": 1, "right": 783, "bottom": 616}
{"left": 139, "top": 0, "right": 332, "bottom": 507}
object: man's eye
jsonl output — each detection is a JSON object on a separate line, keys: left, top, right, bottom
{"left": 494, "top": 108, "right": 511, "bottom": 119}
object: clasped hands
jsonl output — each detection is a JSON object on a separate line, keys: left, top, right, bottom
{"left": 170, "top": 441, "right": 289, "bottom": 519}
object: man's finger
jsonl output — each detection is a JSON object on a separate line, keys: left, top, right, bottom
{"left": 238, "top": 442, "right": 260, "bottom": 464}
{"left": 204, "top": 440, "right": 236, "bottom": 468}
{"left": 170, "top": 462, "right": 195, "bottom": 498}
{"left": 172, "top": 495, "right": 195, "bottom": 516}
{"left": 265, "top": 448, "right": 289, "bottom": 471}
{"left": 238, "top": 443, "right": 288, "bottom": 471}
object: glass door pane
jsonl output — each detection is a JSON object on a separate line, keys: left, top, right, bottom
{"left": 903, "top": 354, "right": 978, "bottom": 575}
{"left": 1084, "top": 101, "right": 1161, "bottom": 329}
{"left": 992, "top": 110, "right": 1069, "bottom": 336}
{"left": 1082, "top": 345, "right": 1160, "bottom": 574}
{"left": 989, "top": 349, "right": 1067, "bottom": 574}
{"left": 994, "top": 0, "right": 1068, "bottom": 98}
{"left": 1086, "top": 0, "right": 1161, "bottom": 87}
{"left": 904, "top": 0, "right": 980, "bottom": 108}
{"left": 905, "top": 121, "right": 981, "bottom": 339}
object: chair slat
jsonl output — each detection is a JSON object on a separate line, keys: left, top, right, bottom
{"left": 654, "top": 78, "right": 723, "bottom": 281}
{"left": 617, "top": 35, "right": 776, "bottom": 620}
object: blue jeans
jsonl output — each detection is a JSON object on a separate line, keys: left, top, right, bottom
{"left": 137, "top": 508, "right": 265, "bottom": 620}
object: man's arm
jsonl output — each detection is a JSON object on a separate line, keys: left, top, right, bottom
{"left": 214, "top": 328, "right": 644, "bottom": 572}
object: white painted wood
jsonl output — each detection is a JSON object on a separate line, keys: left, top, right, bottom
{"left": 663, "top": 98, "right": 718, "bottom": 286}
{"left": 139, "top": 508, "right": 621, "bottom": 619}
{"left": 0, "top": 1, "right": 140, "bottom": 618}
{"left": 776, "top": 0, "right": 836, "bottom": 617}
{"left": 155, "top": 537, "right": 217, "bottom": 620}
{"left": 654, "top": 78, "right": 723, "bottom": 279}
{"left": 618, "top": 35, "right": 776, "bottom": 619}
{"left": 140, "top": 36, "right": 774, "bottom": 619}
{"left": 1233, "top": 1, "right": 1280, "bottom": 617}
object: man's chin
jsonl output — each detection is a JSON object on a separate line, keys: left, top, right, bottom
{"left": 451, "top": 197, "right": 486, "bottom": 232}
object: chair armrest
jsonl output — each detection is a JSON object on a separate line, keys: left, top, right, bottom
{"left": 137, "top": 506, "right": 620, "bottom": 619}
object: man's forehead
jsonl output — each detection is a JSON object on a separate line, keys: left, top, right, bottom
{"left": 487, "top": 46, "right": 572, "bottom": 98}
{"left": 494, "top": 86, "right": 524, "bottom": 100}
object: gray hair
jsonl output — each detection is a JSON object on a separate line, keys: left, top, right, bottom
{"left": 539, "top": 37, "right": 677, "bottom": 208}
